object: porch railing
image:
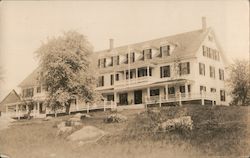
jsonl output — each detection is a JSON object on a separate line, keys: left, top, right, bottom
{"left": 145, "top": 92, "right": 217, "bottom": 106}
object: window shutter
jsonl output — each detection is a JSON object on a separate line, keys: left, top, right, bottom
{"left": 160, "top": 67, "right": 162, "bottom": 78}
{"left": 187, "top": 62, "right": 190, "bottom": 74}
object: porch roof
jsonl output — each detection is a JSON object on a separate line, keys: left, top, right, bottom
{"left": 111, "top": 79, "right": 194, "bottom": 93}
{"left": 0, "top": 90, "right": 24, "bottom": 107}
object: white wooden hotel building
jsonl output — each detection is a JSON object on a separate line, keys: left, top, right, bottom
{"left": 0, "top": 17, "right": 228, "bottom": 118}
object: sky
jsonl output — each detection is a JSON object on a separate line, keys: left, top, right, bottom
{"left": 0, "top": 0, "right": 249, "bottom": 100}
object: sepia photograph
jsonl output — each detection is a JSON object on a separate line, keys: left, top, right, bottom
{"left": 0, "top": 0, "right": 249, "bottom": 158}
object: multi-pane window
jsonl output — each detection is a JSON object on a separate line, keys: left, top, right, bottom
{"left": 199, "top": 63, "right": 205, "bottom": 76}
{"left": 150, "top": 89, "right": 160, "bottom": 96}
{"left": 168, "top": 87, "right": 175, "bottom": 94}
{"left": 99, "top": 58, "right": 106, "bottom": 68}
{"left": 160, "top": 45, "right": 170, "bottom": 57}
{"left": 179, "top": 62, "right": 190, "bottom": 75}
{"left": 107, "top": 95, "right": 114, "bottom": 101}
{"left": 219, "top": 69, "right": 224, "bottom": 80}
{"left": 143, "top": 49, "right": 152, "bottom": 60}
{"left": 113, "top": 56, "right": 120, "bottom": 66}
{"left": 200, "top": 86, "right": 206, "bottom": 94}
{"left": 220, "top": 90, "right": 226, "bottom": 101}
{"left": 115, "top": 74, "right": 119, "bottom": 81}
{"left": 211, "top": 88, "right": 216, "bottom": 93}
{"left": 202, "top": 45, "right": 220, "bottom": 61}
{"left": 130, "top": 52, "right": 135, "bottom": 63}
{"left": 110, "top": 74, "right": 114, "bottom": 85}
{"left": 210, "top": 66, "right": 215, "bottom": 78}
{"left": 138, "top": 67, "right": 152, "bottom": 77}
{"left": 98, "top": 76, "right": 104, "bottom": 87}
{"left": 37, "top": 86, "right": 41, "bottom": 93}
{"left": 179, "top": 86, "right": 185, "bottom": 93}
{"left": 124, "top": 54, "right": 129, "bottom": 64}
{"left": 23, "top": 88, "right": 34, "bottom": 97}
{"left": 160, "top": 65, "right": 170, "bottom": 78}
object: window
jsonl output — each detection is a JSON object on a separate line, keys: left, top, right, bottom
{"left": 179, "top": 62, "right": 190, "bottom": 75}
{"left": 208, "top": 35, "right": 213, "bottom": 42}
{"left": 138, "top": 67, "right": 151, "bottom": 77}
{"left": 42, "top": 85, "right": 48, "bottom": 92}
{"left": 99, "top": 58, "right": 106, "bottom": 68}
{"left": 202, "top": 45, "right": 220, "bottom": 61}
{"left": 160, "top": 65, "right": 170, "bottom": 78}
{"left": 199, "top": 63, "right": 205, "bottom": 76}
{"left": 115, "top": 74, "right": 119, "bottom": 81}
{"left": 179, "top": 86, "right": 185, "bottom": 93}
{"left": 130, "top": 52, "right": 135, "bottom": 63}
{"left": 37, "top": 86, "right": 41, "bottom": 93}
{"left": 219, "top": 69, "right": 224, "bottom": 80}
{"left": 188, "top": 85, "right": 191, "bottom": 92}
{"left": 144, "top": 49, "right": 152, "bottom": 59}
{"left": 160, "top": 45, "right": 170, "bottom": 57}
{"left": 124, "top": 54, "right": 129, "bottom": 64}
{"left": 113, "top": 56, "right": 119, "bottom": 65}
{"left": 98, "top": 76, "right": 104, "bottom": 87}
{"left": 107, "top": 95, "right": 114, "bottom": 101}
{"left": 211, "top": 88, "right": 216, "bottom": 93}
{"left": 220, "top": 90, "right": 226, "bottom": 101}
{"left": 168, "top": 87, "right": 175, "bottom": 94}
{"left": 23, "top": 88, "right": 34, "bottom": 97}
{"left": 150, "top": 89, "right": 159, "bottom": 96}
{"left": 110, "top": 74, "right": 114, "bottom": 85}
{"left": 200, "top": 86, "right": 206, "bottom": 94}
{"left": 210, "top": 66, "right": 215, "bottom": 78}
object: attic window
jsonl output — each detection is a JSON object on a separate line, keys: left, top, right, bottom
{"left": 160, "top": 45, "right": 170, "bottom": 57}
{"left": 208, "top": 35, "right": 213, "bottom": 42}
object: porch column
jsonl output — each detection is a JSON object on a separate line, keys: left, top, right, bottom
{"left": 147, "top": 66, "right": 149, "bottom": 77}
{"left": 15, "top": 104, "right": 18, "bottom": 117}
{"left": 165, "top": 85, "right": 168, "bottom": 100}
{"left": 136, "top": 68, "right": 138, "bottom": 82}
{"left": 37, "top": 102, "right": 40, "bottom": 114}
{"left": 114, "top": 92, "right": 117, "bottom": 108}
{"left": 147, "top": 87, "right": 150, "bottom": 101}
{"left": 185, "top": 83, "right": 188, "bottom": 98}
{"left": 201, "top": 90, "right": 205, "bottom": 105}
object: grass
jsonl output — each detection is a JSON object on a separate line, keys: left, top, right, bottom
{"left": 0, "top": 105, "right": 249, "bottom": 158}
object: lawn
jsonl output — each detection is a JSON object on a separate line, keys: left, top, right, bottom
{"left": 0, "top": 105, "right": 249, "bottom": 158}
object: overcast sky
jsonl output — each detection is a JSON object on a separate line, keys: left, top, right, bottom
{"left": 0, "top": 0, "right": 249, "bottom": 100}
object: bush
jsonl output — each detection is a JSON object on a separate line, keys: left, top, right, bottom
{"left": 122, "top": 105, "right": 249, "bottom": 156}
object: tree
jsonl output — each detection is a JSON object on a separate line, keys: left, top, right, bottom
{"left": 227, "top": 59, "right": 250, "bottom": 106}
{"left": 36, "top": 31, "right": 100, "bottom": 115}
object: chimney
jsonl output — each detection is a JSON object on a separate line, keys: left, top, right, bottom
{"left": 202, "top": 17, "right": 207, "bottom": 32}
{"left": 109, "top": 38, "right": 114, "bottom": 50}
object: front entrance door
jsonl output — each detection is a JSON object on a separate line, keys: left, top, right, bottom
{"left": 134, "top": 90, "right": 142, "bottom": 104}
{"left": 119, "top": 93, "right": 128, "bottom": 105}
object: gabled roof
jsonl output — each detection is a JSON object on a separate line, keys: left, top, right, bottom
{"left": 18, "top": 67, "right": 40, "bottom": 88}
{"left": 0, "top": 89, "right": 22, "bottom": 106}
{"left": 96, "top": 28, "right": 211, "bottom": 59}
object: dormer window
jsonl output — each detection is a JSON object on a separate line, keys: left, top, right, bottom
{"left": 160, "top": 45, "right": 170, "bottom": 57}
{"left": 143, "top": 49, "right": 152, "bottom": 60}
{"left": 124, "top": 54, "right": 129, "bottom": 64}
{"left": 99, "top": 58, "right": 106, "bottom": 68}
